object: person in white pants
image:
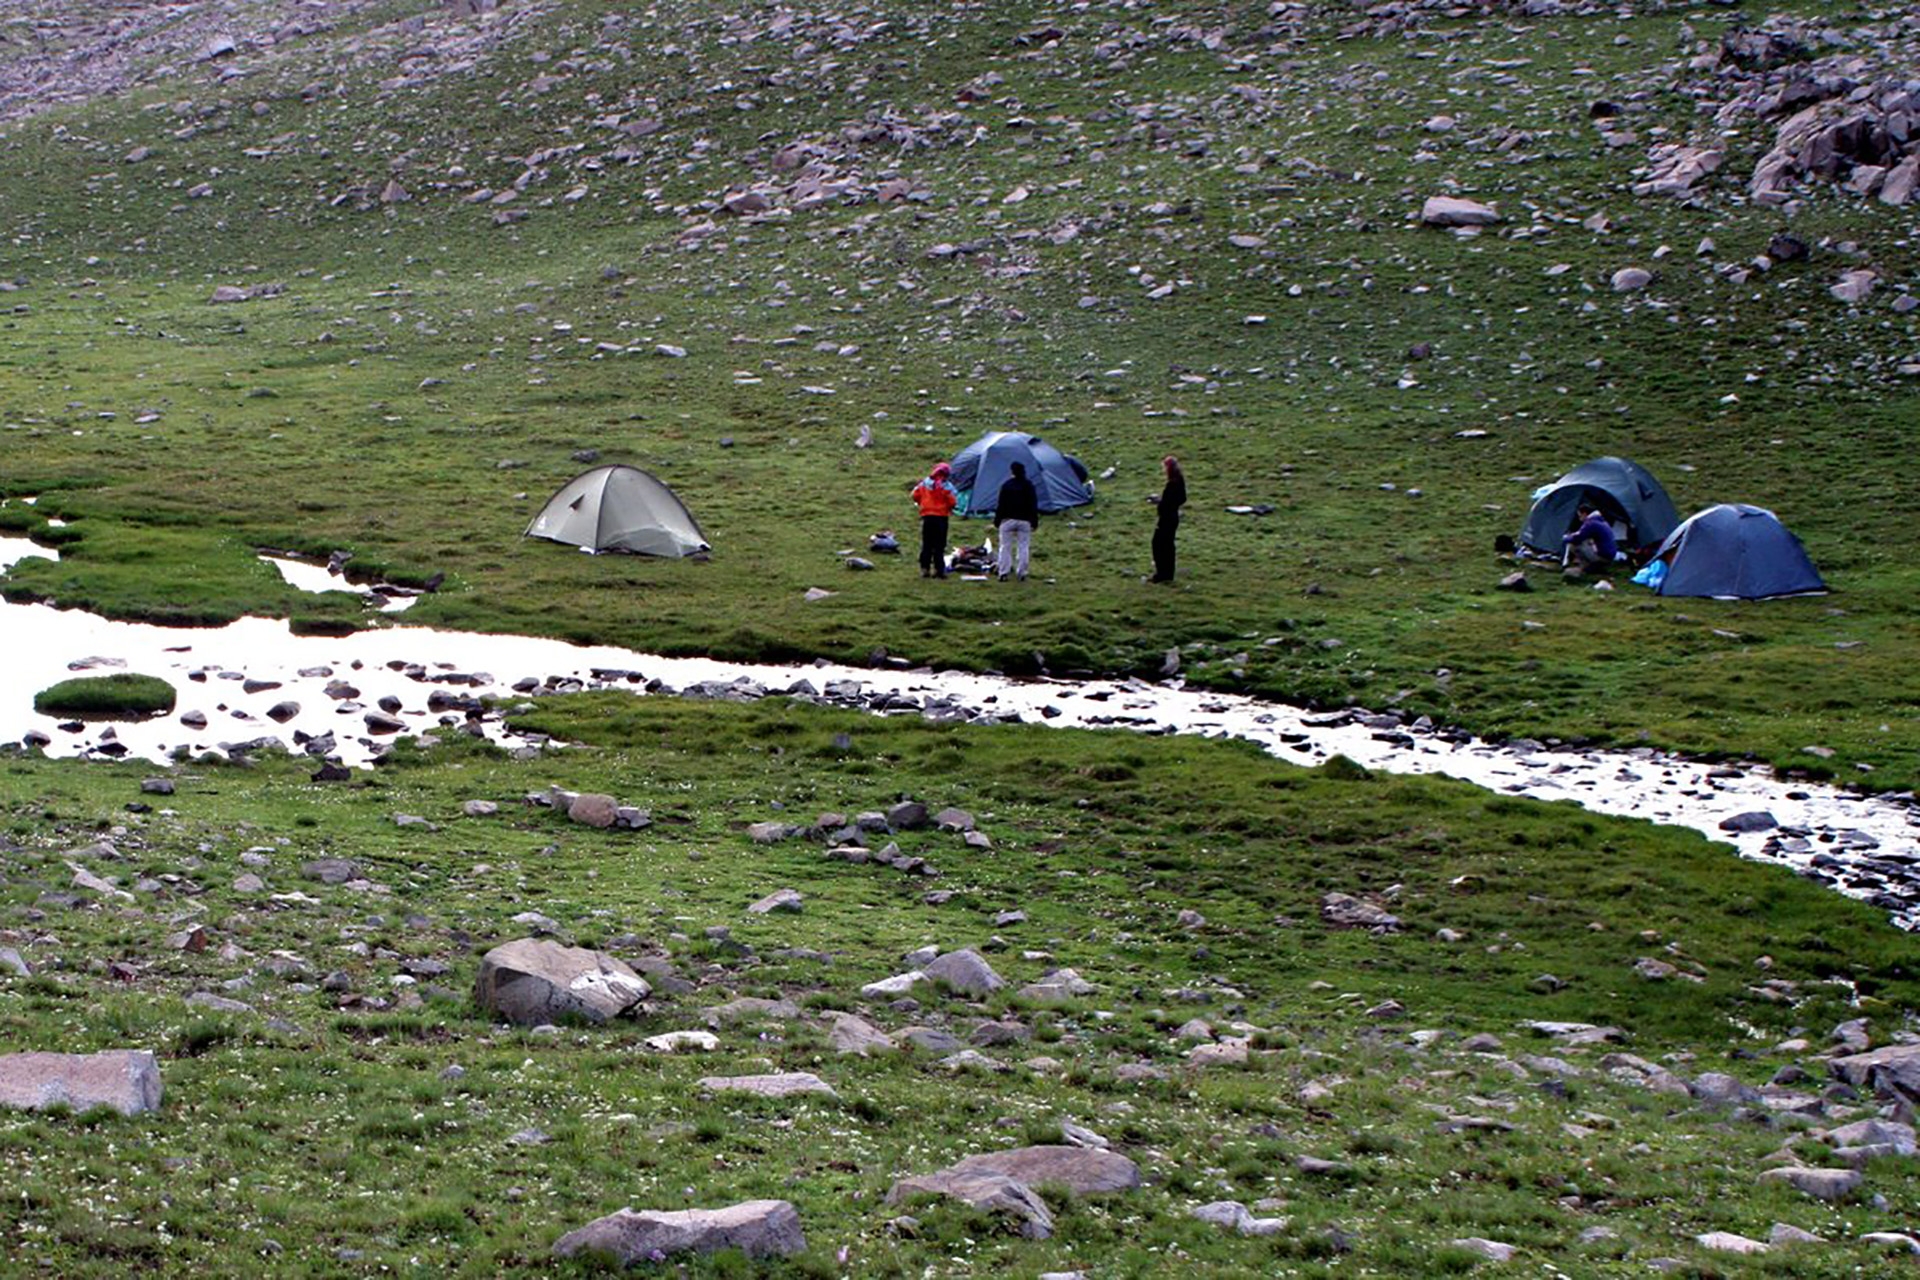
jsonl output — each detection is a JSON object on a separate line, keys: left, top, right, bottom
{"left": 996, "top": 518, "right": 1031, "bottom": 581}
{"left": 991, "top": 461, "right": 1040, "bottom": 582}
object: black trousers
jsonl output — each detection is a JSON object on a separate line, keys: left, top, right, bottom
{"left": 1151, "top": 516, "right": 1178, "bottom": 582}
{"left": 919, "top": 515, "right": 949, "bottom": 575}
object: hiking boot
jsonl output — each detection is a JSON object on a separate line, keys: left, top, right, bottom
{"left": 997, "top": 573, "right": 1008, "bottom": 582}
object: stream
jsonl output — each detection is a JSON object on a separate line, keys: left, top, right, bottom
{"left": 4, "top": 536, "right": 1917, "bottom": 928}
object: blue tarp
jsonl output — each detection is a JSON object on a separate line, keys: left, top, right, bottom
{"left": 1518, "top": 456, "right": 1680, "bottom": 554}
{"left": 1653, "top": 504, "right": 1826, "bottom": 599}
{"left": 947, "top": 431, "right": 1095, "bottom": 517}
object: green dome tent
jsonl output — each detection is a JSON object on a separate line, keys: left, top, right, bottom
{"left": 525, "top": 465, "right": 709, "bottom": 557}
{"left": 1519, "top": 456, "right": 1680, "bottom": 555}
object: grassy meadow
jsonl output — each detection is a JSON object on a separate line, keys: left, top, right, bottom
{"left": 0, "top": 0, "right": 1916, "bottom": 1274}
{"left": 3, "top": 697, "right": 1919, "bottom": 1274}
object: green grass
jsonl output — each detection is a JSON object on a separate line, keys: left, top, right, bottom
{"left": 0, "top": 3, "right": 1915, "bottom": 1270}
{"left": 0, "top": 697, "right": 1917, "bottom": 1273}
{"left": 0, "top": 0, "right": 1908, "bottom": 785}
{"left": 31, "top": 673, "right": 176, "bottom": 718}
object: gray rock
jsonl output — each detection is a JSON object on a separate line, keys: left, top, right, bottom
{"left": 1696, "top": 1231, "right": 1769, "bottom": 1254}
{"left": 1720, "top": 811, "right": 1778, "bottom": 834}
{"left": 703, "top": 997, "right": 802, "bottom": 1025}
{"left": 0, "top": 1050, "right": 163, "bottom": 1116}
{"left": 887, "top": 1170, "right": 1054, "bottom": 1239}
{"left": 1829, "top": 1043, "right": 1920, "bottom": 1102}
{"left": 934, "top": 807, "right": 975, "bottom": 832}
{"left": 887, "top": 801, "right": 931, "bottom": 830}
{"left": 567, "top": 793, "right": 618, "bottom": 829}
{"left": 474, "top": 938, "right": 649, "bottom": 1026}
{"left": 1017, "top": 968, "right": 1096, "bottom": 1001}
{"left": 897, "top": 1027, "right": 964, "bottom": 1053}
{"left": 748, "top": 821, "right": 795, "bottom": 844}
{"left": 825, "top": 1012, "right": 895, "bottom": 1056}
{"left": 1860, "top": 1232, "right": 1920, "bottom": 1254}
{"left": 1770, "top": 1223, "right": 1824, "bottom": 1245}
{"left": 747, "top": 889, "right": 803, "bottom": 915}
{"left": 1452, "top": 1237, "right": 1515, "bottom": 1262}
{"left": 1824, "top": 1119, "right": 1917, "bottom": 1155}
{"left": 1610, "top": 267, "right": 1653, "bottom": 292}
{"left": 1758, "top": 1166, "right": 1861, "bottom": 1201}
{"left": 971, "top": 1020, "right": 1030, "bottom": 1047}
{"left": 1420, "top": 196, "right": 1501, "bottom": 227}
{"left": 140, "top": 777, "right": 175, "bottom": 795}
{"left": 924, "top": 948, "right": 1004, "bottom": 996}
{"left": 462, "top": 800, "right": 498, "bottom": 818}
{"left": 944, "top": 1145, "right": 1141, "bottom": 1195}
{"left": 939, "top": 1049, "right": 1009, "bottom": 1073}
{"left": 0, "top": 948, "right": 28, "bottom": 977}
{"left": 1692, "top": 1072, "right": 1762, "bottom": 1106}
{"left": 1320, "top": 892, "right": 1401, "bottom": 930}
{"left": 552, "top": 1200, "right": 805, "bottom": 1263}
{"left": 186, "top": 992, "right": 254, "bottom": 1015}
{"left": 302, "top": 858, "right": 361, "bottom": 885}
{"left": 1191, "top": 1200, "right": 1288, "bottom": 1236}
{"left": 1060, "top": 1120, "right": 1109, "bottom": 1149}
{"left": 697, "top": 1072, "right": 837, "bottom": 1099}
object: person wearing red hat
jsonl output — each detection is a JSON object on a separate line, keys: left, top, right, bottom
{"left": 910, "top": 462, "right": 960, "bottom": 578}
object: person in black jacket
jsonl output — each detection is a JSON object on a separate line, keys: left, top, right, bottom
{"left": 992, "top": 461, "right": 1040, "bottom": 582}
{"left": 1148, "top": 454, "right": 1186, "bottom": 583}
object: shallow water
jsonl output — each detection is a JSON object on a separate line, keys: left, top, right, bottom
{"left": 259, "top": 554, "right": 418, "bottom": 613}
{"left": 0, "top": 563, "right": 1913, "bottom": 925}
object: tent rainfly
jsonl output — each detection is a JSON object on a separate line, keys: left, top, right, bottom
{"left": 525, "top": 464, "right": 709, "bottom": 557}
{"left": 1518, "top": 456, "right": 1680, "bottom": 555}
{"left": 947, "top": 431, "right": 1095, "bottom": 517}
{"left": 1650, "top": 504, "right": 1825, "bottom": 599}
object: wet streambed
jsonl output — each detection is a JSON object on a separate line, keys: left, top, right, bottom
{"left": 3, "top": 536, "right": 1915, "bottom": 927}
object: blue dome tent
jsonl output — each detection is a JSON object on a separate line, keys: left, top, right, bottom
{"left": 1519, "top": 456, "right": 1680, "bottom": 555}
{"left": 947, "top": 431, "right": 1094, "bottom": 518}
{"left": 1649, "top": 504, "right": 1826, "bottom": 599}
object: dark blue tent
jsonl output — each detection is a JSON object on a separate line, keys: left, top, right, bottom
{"left": 1653, "top": 504, "right": 1825, "bottom": 599}
{"left": 948, "top": 431, "right": 1094, "bottom": 517}
{"left": 1519, "top": 456, "right": 1680, "bottom": 554}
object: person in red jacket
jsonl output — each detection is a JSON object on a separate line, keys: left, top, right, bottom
{"left": 910, "top": 462, "right": 959, "bottom": 578}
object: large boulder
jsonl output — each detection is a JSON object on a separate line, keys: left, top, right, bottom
{"left": 697, "top": 1072, "right": 837, "bottom": 1099}
{"left": 1420, "top": 196, "right": 1500, "bottom": 227}
{"left": 826, "top": 1012, "right": 896, "bottom": 1056}
{"left": 0, "top": 1050, "right": 163, "bottom": 1116}
{"left": 553, "top": 1200, "right": 804, "bottom": 1264}
{"left": 946, "top": 1145, "right": 1140, "bottom": 1194}
{"left": 1758, "top": 1166, "right": 1861, "bottom": 1202}
{"left": 474, "top": 938, "right": 649, "bottom": 1026}
{"left": 567, "top": 793, "right": 618, "bottom": 828}
{"left": 1830, "top": 1043, "right": 1920, "bottom": 1103}
{"left": 924, "top": 948, "right": 1004, "bottom": 996}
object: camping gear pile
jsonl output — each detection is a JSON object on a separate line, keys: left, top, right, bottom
{"left": 1519, "top": 457, "right": 1825, "bottom": 600}
{"left": 947, "top": 541, "right": 996, "bottom": 575}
